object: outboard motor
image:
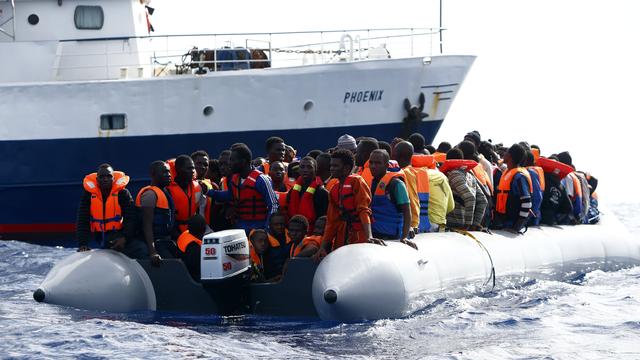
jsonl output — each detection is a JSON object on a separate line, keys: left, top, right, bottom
{"left": 200, "top": 229, "right": 251, "bottom": 314}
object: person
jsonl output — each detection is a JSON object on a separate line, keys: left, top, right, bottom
{"left": 269, "top": 161, "right": 288, "bottom": 192}
{"left": 135, "top": 160, "right": 175, "bottom": 264}
{"left": 316, "top": 152, "right": 332, "bottom": 185}
{"left": 288, "top": 215, "right": 320, "bottom": 257}
{"left": 336, "top": 134, "right": 357, "bottom": 153}
{"left": 442, "top": 149, "right": 487, "bottom": 230}
{"left": 426, "top": 165, "right": 455, "bottom": 232}
{"left": 176, "top": 214, "right": 206, "bottom": 281}
{"left": 260, "top": 136, "right": 286, "bottom": 174}
{"left": 76, "top": 164, "right": 139, "bottom": 256}
{"left": 522, "top": 150, "right": 545, "bottom": 226}
{"left": 205, "top": 158, "right": 222, "bottom": 189}
{"left": 249, "top": 229, "right": 269, "bottom": 282}
{"left": 458, "top": 140, "right": 494, "bottom": 227}
{"left": 191, "top": 150, "right": 211, "bottom": 187}
{"left": 209, "top": 151, "right": 233, "bottom": 231}
{"left": 556, "top": 151, "right": 588, "bottom": 223}
{"left": 304, "top": 216, "right": 327, "bottom": 248}
{"left": 433, "top": 142, "right": 450, "bottom": 164}
{"left": 284, "top": 144, "right": 297, "bottom": 163}
{"left": 408, "top": 133, "right": 428, "bottom": 155}
{"left": 539, "top": 156, "right": 575, "bottom": 226}
{"left": 287, "top": 156, "right": 329, "bottom": 232}
{"left": 355, "top": 137, "right": 379, "bottom": 178}
{"left": 463, "top": 132, "right": 494, "bottom": 192}
{"left": 167, "top": 155, "right": 206, "bottom": 236}
{"left": 306, "top": 149, "right": 323, "bottom": 159}
{"left": 367, "top": 149, "right": 415, "bottom": 244}
{"left": 207, "top": 143, "right": 279, "bottom": 233}
{"left": 378, "top": 141, "right": 393, "bottom": 158}
{"left": 394, "top": 141, "right": 428, "bottom": 233}
{"left": 264, "top": 212, "right": 292, "bottom": 280}
{"left": 493, "top": 144, "right": 533, "bottom": 233}
{"left": 425, "top": 145, "right": 436, "bottom": 155}
{"left": 316, "top": 149, "right": 374, "bottom": 258}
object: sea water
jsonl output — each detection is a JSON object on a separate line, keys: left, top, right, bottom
{"left": 1, "top": 203, "right": 639, "bottom": 359}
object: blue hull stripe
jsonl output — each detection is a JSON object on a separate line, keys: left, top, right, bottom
{"left": 0, "top": 121, "right": 443, "bottom": 234}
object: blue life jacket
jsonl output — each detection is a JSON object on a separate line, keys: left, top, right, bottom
{"left": 370, "top": 172, "right": 405, "bottom": 239}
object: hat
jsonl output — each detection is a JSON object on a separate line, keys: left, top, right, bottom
{"left": 337, "top": 134, "right": 357, "bottom": 151}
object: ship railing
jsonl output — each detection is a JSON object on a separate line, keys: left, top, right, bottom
{"left": 51, "top": 27, "right": 443, "bottom": 81}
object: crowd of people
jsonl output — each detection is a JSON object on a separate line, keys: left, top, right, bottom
{"left": 76, "top": 131, "right": 600, "bottom": 282}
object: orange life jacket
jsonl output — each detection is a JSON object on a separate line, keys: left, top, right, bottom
{"left": 329, "top": 175, "right": 364, "bottom": 232}
{"left": 433, "top": 152, "right": 447, "bottom": 164}
{"left": 289, "top": 235, "right": 321, "bottom": 257}
{"left": 288, "top": 177, "right": 323, "bottom": 232}
{"left": 495, "top": 167, "right": 533, "bottom": 214}
{"left": 439, "top": 159, "right": 478, "bottom": 174}
{"left": 135, "top": 185, "right": 174, "bottom": 238}
{"left": 176, "top": 230, "right": 202, "bottom": 253}
{"left": 531, "top": 148, "right": 541, "bottom": 161}
{"left": 536, "top": 157, "right": 574, "bottom": 179}
{"left": 471, "top": 164, "right": 494, "bottom": 195}
{"left": 411, "top": 154, "right": 437, "bottom": 169}
{"left": 408, "top": 167, "right": 431, "bottom": 232}
{"left": 167, "top": 180, "right": 202, "bottom": 233}
{"left": 527, "top": 166, "right": 546, "bottom": 191}
{"left": 83, "top": 171, "right": 129, "bottom": 233}
{"left": 231, "top": 169, "right": 268, "bottom": 221}
{"left": 360, "top": 160, "right": 405, "bottom": 184}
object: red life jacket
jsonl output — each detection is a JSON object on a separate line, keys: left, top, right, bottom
{"left": 411, "top": 154, "right": 437, "bottom": 169}
{"left": 176, "top": 230, "right": 202, "bottom": 253}
{"left": 167, "top": 180, "right": 202, "bottom": 233}
{"left": 329, "top": 175, "right": 364, "bottom": 232}
{"left": 83, "top": 171, "right": 129, "bottom": 233}
{"left": 439, "top": 159, "right": 478, "bottom": 174}
{"left": 495, "top": 167, "right": 533, "bottom": 214}
{"left": 288, "top": 176, "right": 323, "bottom": 232}
{"left": 536, "top": 157, "right": 574, "bottom": 180}
{"left": 231, "top": 169, "right": 268, "bottom": 221}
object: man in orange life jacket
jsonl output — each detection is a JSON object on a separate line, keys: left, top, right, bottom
{"left": 207, "top": 143, "right": 279, "bottom": 233}
{"left": 288, "top": 215, "right": 320, "bottom": 258}
{"left": 167, "top": 155, "right": 207, "bottom": 238}
{"left": 287, "top": 156, "right": 329, "bottom": 232}
{"left": 176, "top": 214, "right": 207, "bottom": 281}
{"left": 259, "top": 136, "right": 286, "bottom": 174}
{"left": 368, "top": 150, "right": 416, "bottom": 248}
{"left": 209, "top": 150, "right": 233, "bottom": 231}
{"left": 264, "top": 212, "right": 292, "bottom": 280}
{"left": 316, "top": 152, "right": 332, "bottom": 185}
{"left": 316, "top": 149, "right": 374, "bottom": 259}
{"left": 136, "top": 160, "right": 175, "bottom": 265}
{"left": 77, "top": 164, "right": 137, "bottom": 255}
{"left": 394, "top": 141, "right": 429, "bottom": 233}
{"left": 269, "top": 161, "right": 289, "bottom": 193}
{"left": 492, "top": 143, "right": 533, "bottom": 233}
{"left": 355, "top": 137, "right": 379, "bottom": 177}
{"left": 539, "top": 155, "right": 576, "bottom": 226}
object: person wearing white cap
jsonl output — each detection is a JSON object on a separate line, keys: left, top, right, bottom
{"left": 336, "top": 134, "right": 357, "bottom": 153}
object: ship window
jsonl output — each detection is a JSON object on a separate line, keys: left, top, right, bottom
{"left": 100, "top": 114, "right": 126, "bottom": 130}
{"left": 28, "top": 14, "right": 40, "bottom": 25}
{"left": 74, "top": 6, "right": 104, "bottom": 30}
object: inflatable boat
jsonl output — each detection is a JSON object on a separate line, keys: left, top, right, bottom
{"left": 34, "top": 214, "right": 640, "bottom": 321}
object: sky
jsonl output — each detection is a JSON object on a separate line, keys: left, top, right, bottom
{"left": 152, "top": 0, "right": 640, "bottom": 203}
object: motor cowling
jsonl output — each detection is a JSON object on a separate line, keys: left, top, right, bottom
{"left": 200, "top": 229, "right": 251, "bottom": 314}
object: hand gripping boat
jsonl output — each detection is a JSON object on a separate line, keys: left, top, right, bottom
{"left": 35, "top": 214, "right": 640, "bottom": 321}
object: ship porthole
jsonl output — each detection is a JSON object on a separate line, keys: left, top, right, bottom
{"left": 28, "top": 14, "right": 40, "bottom": 25}
{"left": 203, "top": 105, "right": 214, "bottom": 116}
{"left": 303, "top": 100, "right": 314, "bottom": 112}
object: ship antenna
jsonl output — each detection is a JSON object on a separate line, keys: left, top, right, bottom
{"left": 439, "top": 0, "right": 444, "bottom": 54}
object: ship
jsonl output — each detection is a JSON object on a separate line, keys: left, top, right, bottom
{"left": 0, "top": 0, "right": 474, "bottom": 240}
